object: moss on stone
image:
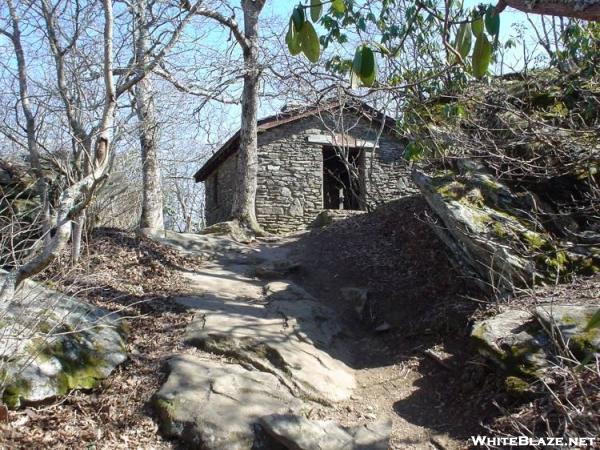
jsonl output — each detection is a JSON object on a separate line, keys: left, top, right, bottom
{"left": 522, "top": 231, "right": 547, "bottom": 250}
{"left": 569, "top": 327, "right": 599, "bottom": 360}
{"left": 491, "top": 222, "right": 509, "bottom": 238}
{"left": 436, "top": 180, "right": 466, "bottom": 201}
{"left": 543, "top": 250, "right": 569, "bottom": 273}
{"left": 504, "top": 376, "right": 531, "bottom": 397}
{"left": 32, "top": 335, "right": 108, "bottom": 396}
{"left": 152, "top": 396, "right": 182, "bottom": 436}
{"left": 472, "top": 320, "right": 547, "bottom": 378}
{"left": 2, "top": 376, "right": 31, "bottom": 409}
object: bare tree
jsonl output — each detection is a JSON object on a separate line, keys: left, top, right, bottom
{"left": 0, "top": 0, "right": 118, "bottom": 302}
{"left": 133, "top": 0, "right": 164, "bottom": 230}
{"left": 0, "top": 0, "right": 51, "bottom": 241}
{"left": 0, "top": 0, "right": 200, "bottom": 299}
{"left": 231, "top": 0, "right": 267, "bottom": 235}
{"left": 185, "top": 0, "right": 267, "bottom": 235}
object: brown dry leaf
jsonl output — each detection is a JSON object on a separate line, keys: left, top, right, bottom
{"left": 0, "top": 405, "right": 8, "bottom": 423}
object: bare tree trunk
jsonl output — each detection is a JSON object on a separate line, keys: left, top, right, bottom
{"left": 134, "top": 0, "right": 164, "bottom": 230}
{"left": 0, "top": 0, "right": 117, "bottom": 302}
{"left": 71, "top": 212, "right": 85, "bottom": 264}
{"left": 1, "top": 0, "right": 52, "bottom": 240}
{"left": 230, "top": 0, "right": 266, "bottom": 235}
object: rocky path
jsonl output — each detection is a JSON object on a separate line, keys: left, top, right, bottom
{"left": 147, "top": 230, "right": 391, "bottom": 449}
{"left": 146, "top": 230, "right": 467, "bottom": 450}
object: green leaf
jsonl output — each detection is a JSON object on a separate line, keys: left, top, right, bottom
{"left": 310, "top": 0, "right": 322, "bottom": 22}
{"left": 332, "top": 0, "right": 346, "bottom": 14}
{"left": 352, "top": 45, "right": 376, "bottom": 87}
{"left": 286, "top": 19, "right": 301, "bottom": 55}
{"left": 484, "top": 6, "right": 500, "bottom": 36}
{"left": 455, "top": 23, "right": 472, "bottom": 59}
{"left": 585, "top": 309, "right": 600, "bottom": 331}
{"left": 300, "top": 21, "right": 320, "bottom": 63}
{"left": 292, "top": 6, "right": 305, "bottom": 31}
{"left": 471, "top": 16, "right": 484, "bottom": 37}
{"left": 403, "top": 142, "right": 425, "bottom": 161}
{"left": 472, "top": 33, "right": 492, "bottom": 79}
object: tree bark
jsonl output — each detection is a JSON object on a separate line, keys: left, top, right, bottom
{"left": 134, "top": 0, "right": 164, "bottom": 230}
{"left": 1, "top": 0, "right": 53, "bottom": 240}
{"left": 497, "top": 0, "right": 600, "bottom": 21}
{"left": 71, "top": 212, "right": 85, "bottom": 264}
{"left": 230, "top": 0, "right": 266, "bottom": 235}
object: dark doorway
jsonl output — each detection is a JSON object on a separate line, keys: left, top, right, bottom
{"left": 322, "top": 146, "right": 364, "bottom": 210}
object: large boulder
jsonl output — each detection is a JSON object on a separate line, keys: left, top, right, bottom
{"left": 0, "top": 273, "right": 127, "bottom": 408}
{"left": 153, "top": 354, "right": 304, "bottom": 450}
{"left": 259, "top": 414, "right": 391, "bottom": 450}
{"left": 181, "top": 293, "right": 355, "bottom": 405}
{"left": 413, "top": 160, "right": 599, "bottom": 293}
{"left": 472, "top": 304, "right": 600, "bottom": 376}
{"left": 471, "top": 309, "right": 549, "bottom": 376}
{"left": 534, "top": 304, "right": 600, "bottom": 359}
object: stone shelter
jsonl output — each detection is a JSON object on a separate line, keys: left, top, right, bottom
{"left": 194, "top": 101, "right": 416, "bottom": 234}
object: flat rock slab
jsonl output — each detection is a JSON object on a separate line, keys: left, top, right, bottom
{"left": 260, "top": 414, "right": 391, "bottom": 450}
{"left": 263, "top": 281, "right": 315, "bottom": 302}
{"left": 0, "top": 271, "right": 127, "bottom": 408}
{"left": 471, "top": 309, "right": 549, "bottom": 374}
{"left": 179, "top": 267, "right": 264, "bottom": 301}
{"left": 153, "top": 354, "right": 304, "bottom": 450}
{"left": 144, "top": 228, "right": 251, "bottom": 261}
{"left": 183, "top": 294, "right": 355, "bottom": 405}
{"left": 472, "top": 304, "right": 600, "bottom": 375}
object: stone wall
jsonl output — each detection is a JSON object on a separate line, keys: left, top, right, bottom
{"left": 204, "top": 111, "right": 416, "bottom": 234}
{"left": 204, "top": 153, "right": 237, "bottom": 225}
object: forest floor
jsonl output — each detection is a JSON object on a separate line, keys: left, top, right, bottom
{"left": 1, "top": 196, "right": 520, "bottom": 449}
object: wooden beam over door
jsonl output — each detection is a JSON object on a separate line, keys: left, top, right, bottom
{"left": 306, "top": 134, "right": 378, "bottom": 149}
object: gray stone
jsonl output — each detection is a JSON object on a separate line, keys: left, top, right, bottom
{"left": 259, "top": 414, "right": 391, "bottom": 450}
{"left": 471, "top": 309, "right": 549, "bottom": 374}
{"left": 153, "top": 355, "right": 304, "bottom": 450}
{"left": 183, "top": 295, "right": 355, "bottom": 405}
{"left": 204, "top": 112, "right": 416, "bottom": 234}
{"left": 412, "top": 160, "right": 600, "bottom": 294}
{"left": 254, "top": 259, "right": 301, "bottom": 279}
{"left": 263, "top": 281, "right": 315, "bottom": 302}
{"left": 289, "top": 198, "right": 304, "bottom": 217}
{"left": 473, "top": 305, "right": 600, "bottom": 375}
{"left": 0, "top": 272, "right": 127, "bottom": 409}
{"left": 534, "top": 305, "right": 600, "bottom": 355}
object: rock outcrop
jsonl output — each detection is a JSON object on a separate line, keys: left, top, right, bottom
{"left": 181, "top": 292, "right": 355, "bottom": 405}
{"left": 153, "top": 355, "right": 304, "bottom": 450}
{"left": 260, "top": 414, "right": 391, "bottom": 450}
{"left": 150, "top": 233, "right": 364, "bottom": 449}
{"left": 0, "top": 272, "right": 127, "bottom": 408}
{"left": 413, "top": 159, "right": 599, "bottom": 293}
{"left": 472, "top": 304, "right": 600, "bottom": 377}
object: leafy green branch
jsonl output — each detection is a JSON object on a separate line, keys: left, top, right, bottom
{"left": 286, "top": 0, "right": 503, "bottom": 87}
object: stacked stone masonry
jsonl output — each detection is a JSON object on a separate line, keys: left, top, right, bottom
{"left": 204, "top": 112, "right": 416, "bottom": 234}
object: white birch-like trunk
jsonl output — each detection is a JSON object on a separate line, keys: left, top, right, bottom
{"left": 135, "top": 0, "right": 164, "bottom": 230}
{"left": 230, "top": 0, "right": 266, "bottom": 234}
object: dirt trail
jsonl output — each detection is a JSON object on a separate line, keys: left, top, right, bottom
{"left": 2, "top": 198, "right": 493, "bottom": 449}
{"left": 147, "top": 197, "right": 489, "bottom": 449}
